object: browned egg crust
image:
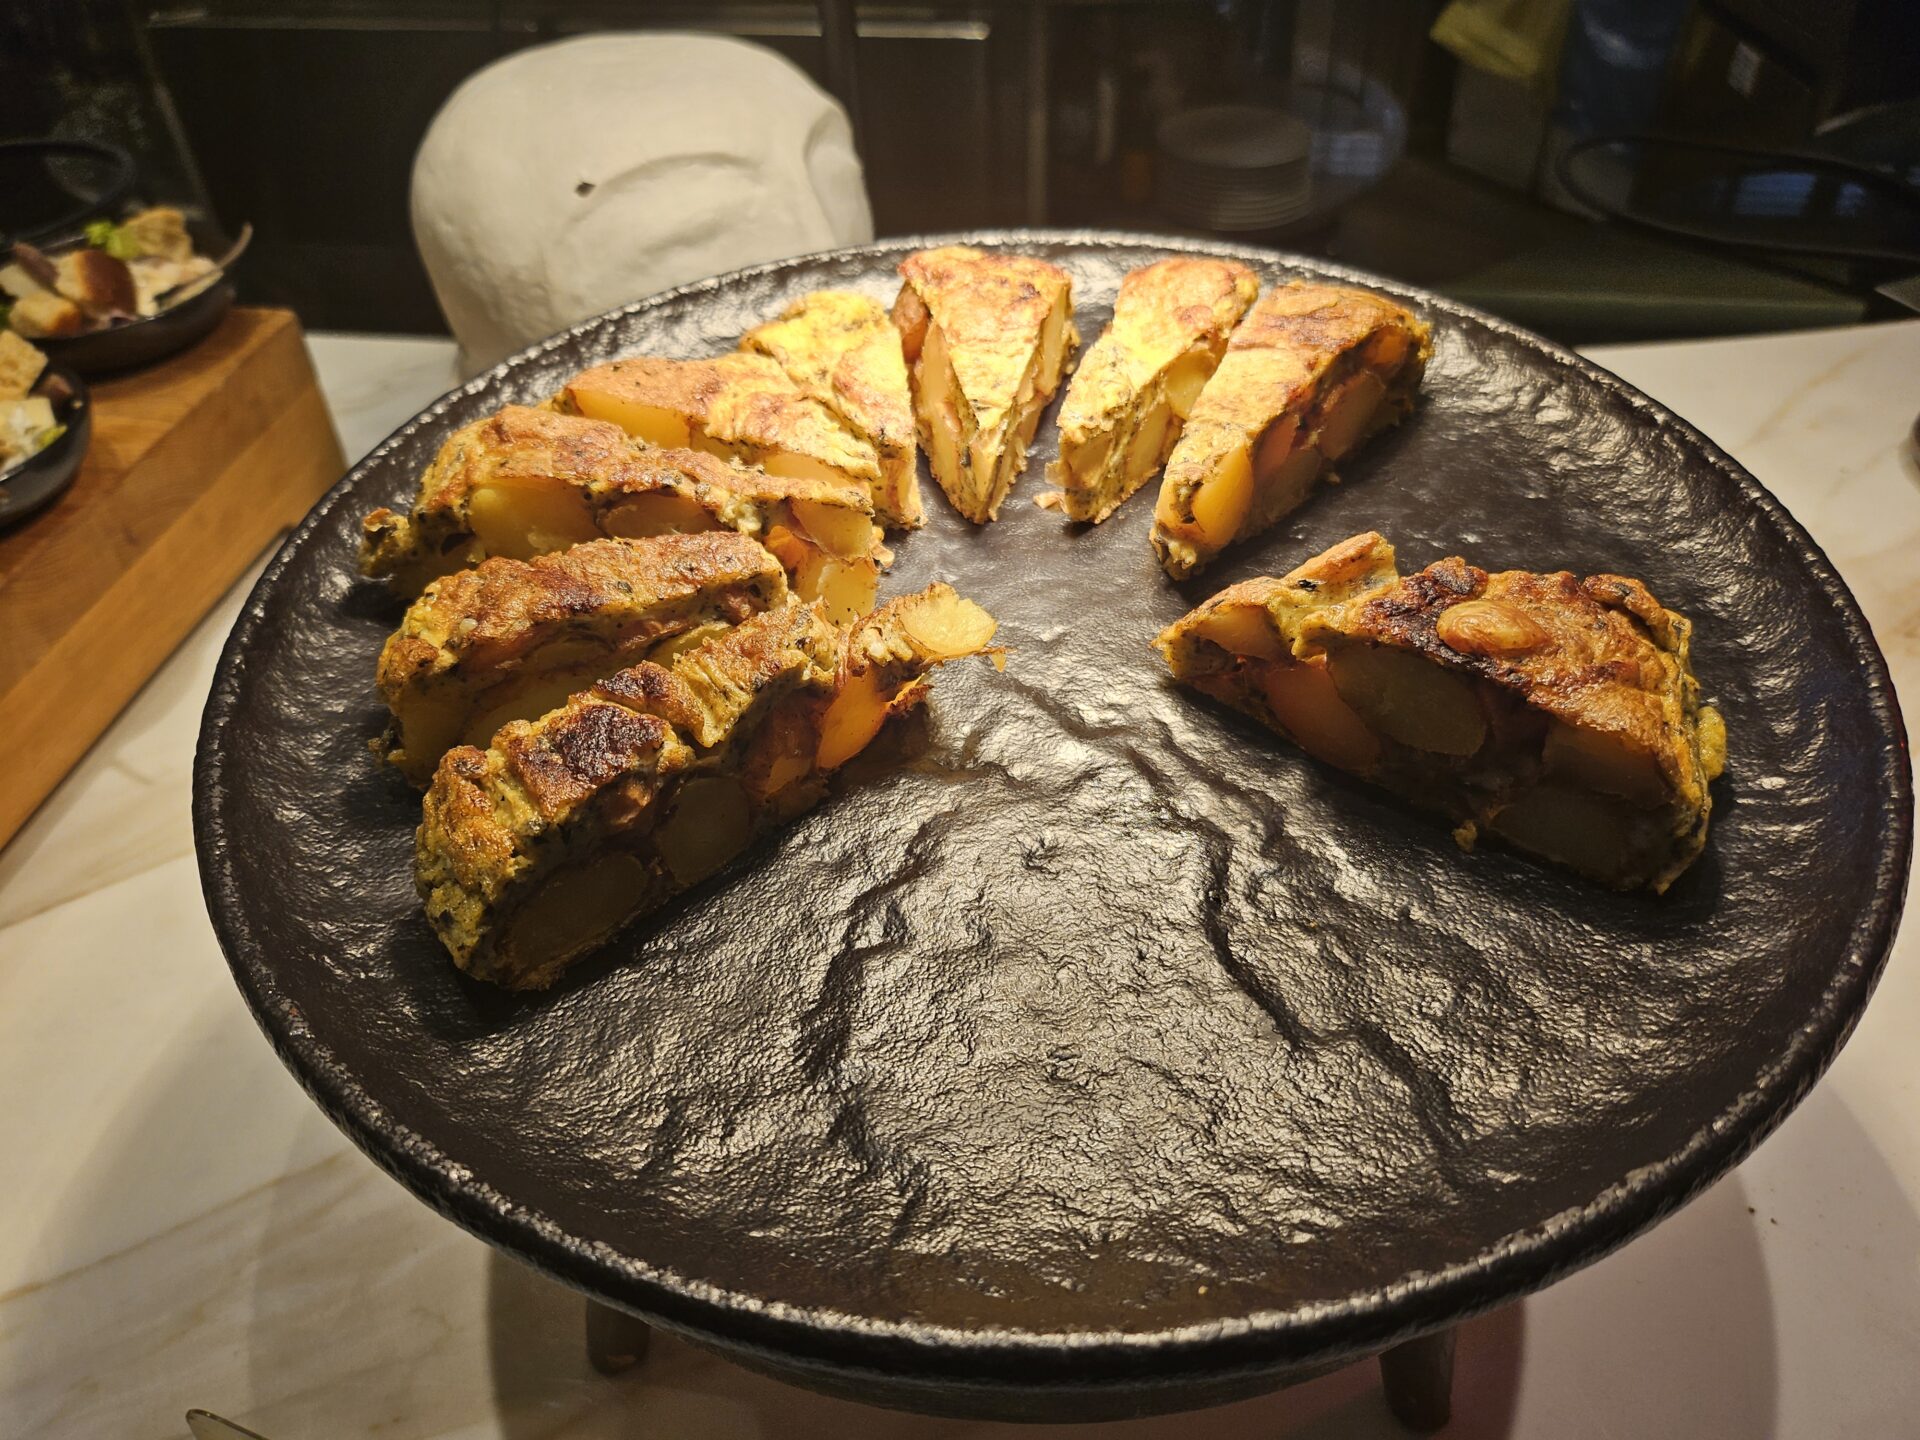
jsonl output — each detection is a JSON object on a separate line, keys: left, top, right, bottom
{"left": 374, "top": 532, "right": 788, "bottom": 784}
{"left": 416, "top": 586, "right": 999, "bottom": 989}
{"left": 1151, "top": 283, "right": 1432, "bottom": 579}
{"left": 1157, "top": 532, "right": 1726, "bottom": 892}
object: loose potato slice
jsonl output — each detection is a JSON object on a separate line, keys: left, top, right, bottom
{"left": 818, "top": 584, "right": 999, "bottom": 767}
{"left": 898, "top": 589, "right": 998, "bottom": 658}
{"left": 816, "top": 665, "right": 892, "bottom": 770}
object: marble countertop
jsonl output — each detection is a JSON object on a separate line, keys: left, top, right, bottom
{"left": 5, "top": 320, "right": 1917, "bottom": 1440}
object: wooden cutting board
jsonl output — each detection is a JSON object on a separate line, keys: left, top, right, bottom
{"left": 0, "top": 307, "right": 345, "bottom": 847}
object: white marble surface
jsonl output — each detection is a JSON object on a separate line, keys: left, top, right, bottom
{"left": 3, "top": 321, "right": 1916, "bottom": 1440}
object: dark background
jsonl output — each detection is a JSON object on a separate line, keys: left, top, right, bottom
{"left": 5, "top": 0, "right": 1918, "bottom": 343}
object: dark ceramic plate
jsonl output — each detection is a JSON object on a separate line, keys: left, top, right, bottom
{"left": 194, "top": 233, "right": 1910, "bottom": 1421}
{"left": 0, "top": 366, "right": 90, "bottom": 527}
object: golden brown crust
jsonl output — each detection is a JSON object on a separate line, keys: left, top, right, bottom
{"left": 380, "top": 532, "right": 781, "bottom": 688}
{"left": 414, "top": 587, "right": 999, "bottom": 987}
{"left": 624, "top": 600, "right": 840, "bottom": 748}
{"left": 1157, "top": 533, "right": 1724, "bottom": 891}
{"left": 1322, "top": 560, "right": 1696, "bottom": 783}
{"left": 500, "top": 700, "right": 679, "bottom": 824}
{"left": 898, "top": 247, "right": 1074, "bottom": 423}
{"left": 414, "top": 608, "right": 826, "bottom": 984}
{"left": 357, "top": 404, "right": 875, "bottom": 596}
{"left": 418, "top": 745, "right": 524, "bottom": 897}
{"left": 1044, "top": 258, "right": 1258, "bottom": 523}
{"left": 1151, "top": 283, "right": 1432, "bottom": 579}
{"left": 373, "top": 533, "right": 789, "bottom": 783}
{"left": 1058, "top": 259, "right": 1258, "bottom": 434}
{"left": 608, "top": 439, "right": 867, "bottom": 513}
{"left": 562, "top": 352, "right": 882, "bottom": 487}
{"left": 741, "top": 290, "right": 922, "bottom": 528}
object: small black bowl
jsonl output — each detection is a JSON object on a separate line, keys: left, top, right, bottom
{"left": 37, "top": 278, "right": 236, "bottom": 378}
{"left": 32, "top": 209, "right": 242, "bottom": 378}
{"left": 0, "top": 366, "right": 91, "bottom": 528}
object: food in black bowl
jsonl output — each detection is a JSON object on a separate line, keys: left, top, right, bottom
{"left": 2, "top": 206, "right": 246, "bottom": 377}
{"left": 0, "top": 332, "right": 90, "bottom": 527}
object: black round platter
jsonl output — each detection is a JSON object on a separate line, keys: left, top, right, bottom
{"left": 193, "top": 232, "right": 1911, "bottom": 1421}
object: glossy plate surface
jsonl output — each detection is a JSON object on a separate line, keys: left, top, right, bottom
{"left": 194, "top": 233, "right": 1909, "bottom": 1393}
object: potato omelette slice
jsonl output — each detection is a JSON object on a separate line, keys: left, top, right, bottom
{"left": 561, "top": 351, "right": 886, "bottom": 509}
{"left": 740, "top": 290, "right": 923, "bottom": 530}
{"left": 891, "top": 245, "right": 1078, "bottom": 523}
{"left": 358, "top": 404, "right": 883, "bottom": 622}
{"left": 1151, "top": 283, "right": 1431, "bottom": 579}
{"left": 374, "top": 532, "right": 787, "bottom": 786}
{"left": 417, "top": 585, "right": 1000, "bottom": 989}
{"left": 1041, "top": 257, "right": 1257, "bottom": 523}
{"left": 1156, "top": 532, "right": 1727, "bottom": 892}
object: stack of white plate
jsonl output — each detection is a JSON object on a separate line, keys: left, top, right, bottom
{"left": 1155, "top": 105, "right": 1314, "bottom": 234}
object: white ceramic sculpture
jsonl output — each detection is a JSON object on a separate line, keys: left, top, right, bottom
{"left": 412, "top": 32, "right": 874, "bottom": 374}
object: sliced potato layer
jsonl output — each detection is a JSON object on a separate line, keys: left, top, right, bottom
{"left": 1151, "top": 282, "right": 1432, "bottom": 580}
{"left": 416, "top": 586, "right": 1002, "bottom": 989}
{"left": 1044, "top": 256, "right": 1257, "bottom": 523}
{"left": 355, "top": 405, "right": 884, "bottom": 627}
{"left": 1156, "top": 531, "right": 1726, "bottom": 893}
{"left": 895, "top": 245, "right": 1077, "bottom": 523}
{"left": 741, "top": 290, "right": 924, "bottom": 528}
{"left": 374, "top": 532, "right": 788, "bottom": 785}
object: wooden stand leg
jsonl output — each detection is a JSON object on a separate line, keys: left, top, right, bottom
{"left": 1378, "top": 1327, "right": 1456, "bottom": 1432}
{"left": 586, "top": 1298, "right": 652, "bottom": 1376}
